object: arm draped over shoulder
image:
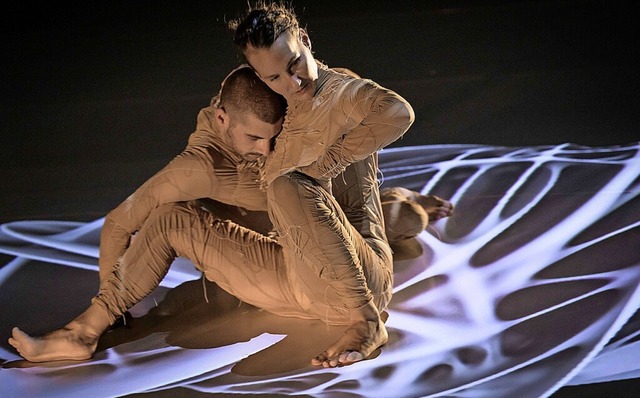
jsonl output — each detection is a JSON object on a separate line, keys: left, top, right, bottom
{"left": 265, "top": 69, "right": 415, "bottom": 184}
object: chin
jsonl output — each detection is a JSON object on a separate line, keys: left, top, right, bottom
{"left": 292, "top": 88, "right": 313, "bottom": 102}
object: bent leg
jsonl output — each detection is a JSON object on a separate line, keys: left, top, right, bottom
{"left": 96, "top": 201, "right": 302, "bottom": 322}
{"left": 9, "top": 201, "right": 293, "bottom": 363}
{"left": 268, "top": 172, "right": 391, "bottom": 319}
{"left": 268, "top": 170, "right": 391, "bottom": 367}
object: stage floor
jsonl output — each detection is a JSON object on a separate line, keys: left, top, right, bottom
{"left": 2, "top": 143, "right": 639, "bottom": 397}
{"left": 1, "top": 1, "right": 639, "bottom": 396}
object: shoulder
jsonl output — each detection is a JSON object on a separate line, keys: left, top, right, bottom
{"left": 316, "top": 68, "right": 385, "bottom": 106}
{"left": 330, "top": 67, "right": 361, "bottom": 79}
{"left": 189, "top": 105, "right": 222, "bottom": 145}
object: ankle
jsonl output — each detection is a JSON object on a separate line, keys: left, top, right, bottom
{"left": 349, "top": 300, "right": 381, "bottom": 323}
{"left": 69, "top": 304, "right": 112, "bottom": 337}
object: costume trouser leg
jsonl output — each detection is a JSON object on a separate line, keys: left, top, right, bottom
{"left": 267, "top": 171, "right": 393, "bottom": 325}
{"left": 94, "top": 201, "right": 306, "bottom": 324}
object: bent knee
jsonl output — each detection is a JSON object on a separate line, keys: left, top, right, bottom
{"left": 147, "top": 202, "right": 184, "bottom": 220}
{"left": 143, "top": 202, "right": 198, "bottom": 231}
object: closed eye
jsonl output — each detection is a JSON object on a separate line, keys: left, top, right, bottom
{"left": 247, "top": 134, "right": 266, "bottom": 141}
{"left": 287, "top": 57, "right": 300, "bottom": 75}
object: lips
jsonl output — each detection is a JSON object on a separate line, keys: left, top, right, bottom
{"left": 296, "top": 82, "right": 308, "bottom": 94}
{"left": 294, "top": 81, "right": 314, "bottom": 98}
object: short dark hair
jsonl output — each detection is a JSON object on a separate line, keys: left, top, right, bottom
{"left": 219, "top": 65, "right": 286, "bottom": 124}
{"left": 228, "top": 1, "right": 299, "bottom": 52}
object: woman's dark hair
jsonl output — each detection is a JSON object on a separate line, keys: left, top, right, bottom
{"left": 228, "top": 1, "right": 299, "bottom": 52}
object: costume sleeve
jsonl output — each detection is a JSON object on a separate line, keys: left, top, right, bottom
{"left": 299, "top": 80, "right": 414, "bottom": 180}
{"left": 98, "top": 147, "right": 219, "bottom": 277}
{"left": 98, "top": 105, "right": 223, "bottom": 280}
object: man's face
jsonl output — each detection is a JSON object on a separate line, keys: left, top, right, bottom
{"left": 225, "top": 112, "right": 282, "bottom": 162}
{"left": 244, "top": 29, "right": 318, "bottom": 104}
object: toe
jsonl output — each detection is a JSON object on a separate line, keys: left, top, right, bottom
{"left": 8, "top": 337, "right": 19, "bottom": 348}
{"left": 339, "top": 351, "right": 364, "bottom": 365}
{"left": 312, "top": 352, "right": 329, "bottom": 366}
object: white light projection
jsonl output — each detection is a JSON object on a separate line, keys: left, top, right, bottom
{"left": 1, "top": 143, "right": 639, "bottom": 398}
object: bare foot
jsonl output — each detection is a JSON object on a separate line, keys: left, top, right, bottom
{"left": 8, "top": 323, "right": 100, "bottom": 363}
{"left": 380, "top": 187, "right": 453, "bottom": 225}
{"left": 311, "top": 313, "right": 388, "bottom": 368}
{"left": 8, "top": 304, "right": 110, "bottom": 363}
{"left": 413, "top": 194, "right": 454, "bottom": 222}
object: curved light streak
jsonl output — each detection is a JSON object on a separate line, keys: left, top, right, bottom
{"left": 1, "top": 143, "right": 639, "bottom": 398}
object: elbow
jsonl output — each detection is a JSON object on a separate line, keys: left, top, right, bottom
{"left": 103, "top": 211, "right": 116, "bottom": 226}
{"left": 387, "top": 98, "right": 415, "bottom": 143}
{"left": 401, "top": 99, "right": 415, "bottom": 131}
{"left": 384, "top": 94, "right": 415, "bottom": 136}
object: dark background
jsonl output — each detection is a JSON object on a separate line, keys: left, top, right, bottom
{"left": 1, "top": 1, "right": 639, "bottom": 395}
{"left": 1, "top": 0, "right": 638, "bottom": 223}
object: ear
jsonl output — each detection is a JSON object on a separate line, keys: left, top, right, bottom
{"left": 299, "top": 28, "right": 312, "bottom": 51}
{"left": 214, "top": 107, "right": 229, "bottom": 128}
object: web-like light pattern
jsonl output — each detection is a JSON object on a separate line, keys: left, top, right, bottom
{"left": 1, "top": 143, "right": 639, "bottom": 398}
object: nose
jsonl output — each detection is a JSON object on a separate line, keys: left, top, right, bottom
{"left": 255, "top": 139, "right": 271, "bottom": 157}
{"left": 289, "top": 73, "right": 302, "bottom": 90}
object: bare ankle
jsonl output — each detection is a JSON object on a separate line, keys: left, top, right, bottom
{"left": 66, "top": 304, "right": 112, "bottom": 340}
{"left": 63, "top": 320, "right": 100, "bottom": 344}
{"left": 349, "top": 300, "right": 381, "bottom": 323}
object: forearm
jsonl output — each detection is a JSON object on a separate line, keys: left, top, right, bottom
{"left": 345, "top": 92, "right": 415, "bottom": 159}
{"left": 98, "top": 214, "right": 130, "bottom": 283}
{"left": 300, "top": 91, "right": 415, "bottom": 180}
{"left": 96, "top": 153, "right": 205, "bottom": 282}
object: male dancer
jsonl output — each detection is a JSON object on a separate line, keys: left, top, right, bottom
{"left": 9, "top": 66, "right": 286, "bottom": 362}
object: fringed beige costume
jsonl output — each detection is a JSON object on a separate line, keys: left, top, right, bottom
{"left": 94, "top": 66, "right": 415, "bottom": 326}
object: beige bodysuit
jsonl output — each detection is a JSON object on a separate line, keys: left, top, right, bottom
{"left": 265, "top": 66, "right": 414, "bottom": 322}
{"left": 94, "top": 66, "right": 415, "bottom": 325}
